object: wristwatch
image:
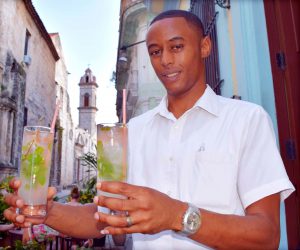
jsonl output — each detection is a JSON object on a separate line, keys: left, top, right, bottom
{"left": 177, "top": 203, "right": 202, "bottom": 236}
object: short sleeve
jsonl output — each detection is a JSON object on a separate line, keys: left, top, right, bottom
{"left": 238, "top": 107, "right": 294, "bottom": 208}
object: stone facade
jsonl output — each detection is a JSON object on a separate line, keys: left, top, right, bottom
{"left": 0, "top": 0, "right": 59, "bottom": 178}
{"left": 0, "top": 55, "right": 26, "bottom": 175}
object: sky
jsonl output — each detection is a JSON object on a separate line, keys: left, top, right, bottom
{"left": 32, "top": 0, "right": 120, "bottom": 125}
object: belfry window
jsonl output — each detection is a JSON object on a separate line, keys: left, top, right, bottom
{"left": 84, "top": 93, "right": 90, "bottom": 107}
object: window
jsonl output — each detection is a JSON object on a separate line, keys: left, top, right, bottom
{"left": 60, "top": 87, "right": 64, "bottom": 111}
{"left": 77, "top": 158, "right": 81, "bottom": 183}
{"left": 24, "top": 30, "right": 31, "bottom": 55}
{"left": 86, "top": 76, "right": 89, "bottom": 83}
{"left": 23, "top": 107, "right": 28, "bottom": 126}
{"left": 84, "top": 93, "right": 90, "bottom": 107}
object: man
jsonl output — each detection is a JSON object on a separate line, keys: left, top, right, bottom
{"left": 5, "top": 10, "right": 294, "bottom": 250}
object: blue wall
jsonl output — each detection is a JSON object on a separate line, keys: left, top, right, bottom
{"left": 215, "top": 0, "right": 287, "bottom": 248}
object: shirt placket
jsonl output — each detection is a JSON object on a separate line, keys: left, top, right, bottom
{"left": 166, "top": 118, "right": 185, "bottom": 198}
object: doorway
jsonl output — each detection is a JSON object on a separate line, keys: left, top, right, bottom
{"left": 264, "top": 0, "right": 300, "bottom": 248}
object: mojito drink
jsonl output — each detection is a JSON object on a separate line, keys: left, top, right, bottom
{"left": 19, "top": 126, "right": 54, "bottom": 218}
{"left": 97, "top": 123, "right": 127, "bottom": 199}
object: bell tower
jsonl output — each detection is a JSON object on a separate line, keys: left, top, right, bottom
{"left": 78, "top": 68, "right": 98, "bottom": 141}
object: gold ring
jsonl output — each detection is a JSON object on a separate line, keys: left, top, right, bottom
{"left": 126, "top": 216, "right": 133, "bottom": 227}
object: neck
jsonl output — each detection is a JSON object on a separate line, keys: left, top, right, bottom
{"left": 168, "top": 83, "right": 206, "bottom": 119}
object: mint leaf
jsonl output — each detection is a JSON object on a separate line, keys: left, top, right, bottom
{"left": 21, "top": 142, "right": 48, "bottom": 189}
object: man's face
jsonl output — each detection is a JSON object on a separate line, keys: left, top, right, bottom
{"left": 146, "top": 17, "right": 206, "bottom": 98}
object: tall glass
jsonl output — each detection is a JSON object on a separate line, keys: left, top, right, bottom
{"left": 97, "top": 123, "right": 127, "bottom": 200}
{"left": 19, "top": 126, "right": 54, "bottom": 218}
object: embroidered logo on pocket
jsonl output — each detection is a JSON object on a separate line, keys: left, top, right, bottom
{"left": 197, "top": 143, "right": 205, "bottom": 152}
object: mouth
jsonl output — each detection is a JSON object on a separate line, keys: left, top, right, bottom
{"left": 164, "top": 72, "right": 180, "bottom": 78}
{"left": 161, "top": 71, "right": 181, "bottom": 81}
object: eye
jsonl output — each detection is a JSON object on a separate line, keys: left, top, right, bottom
{"left": 149, "top": 49, "right": 161, "bottom": 57}
{"left": 171, "top": 44, "right": 184, "bottom": 52}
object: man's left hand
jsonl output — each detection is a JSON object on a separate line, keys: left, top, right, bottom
{"left": 94, "top": 181, "right": 186, "bottom": 235}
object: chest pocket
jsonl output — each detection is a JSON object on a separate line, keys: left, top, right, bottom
{"left": 193, "top": 151, "right": 238, "bottom": 212}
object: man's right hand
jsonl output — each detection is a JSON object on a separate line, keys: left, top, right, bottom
{"left": 3, "top": 178, "right": 56, "bottom": 228}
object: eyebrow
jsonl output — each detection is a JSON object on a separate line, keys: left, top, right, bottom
{"left": 169, "top": 36, "right": 184, "bottom": 42}
{"left": 147, "top": 36, "right": 185, "bottom": 50}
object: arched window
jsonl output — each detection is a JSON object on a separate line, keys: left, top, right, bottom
{"left": 86, "top": 75, "right": 89, "bottom": 83}
{"left": 84, "top": 93, "right": 90, "bottom": 107}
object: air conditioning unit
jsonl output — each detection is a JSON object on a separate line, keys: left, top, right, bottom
{"left": 23, "top": 55, "right": 32, "bottom": 65}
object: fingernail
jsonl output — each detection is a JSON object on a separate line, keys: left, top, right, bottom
{"left": 93, "top": 196, "right": 98, "bottom": 204}
{"left": 16, "top": 199, "right": 24, "bottom": 207}
{"left": 101, "top": 229, "right": 109, "bottom": 235}
{"left": 16, "top": 215, "right": 24, "bottom": 223}
{"left": 94, "top": 213, "right": 99, "bottom": 220}
{"left": 96, "top": 182, "right": 101, "bottom": 189}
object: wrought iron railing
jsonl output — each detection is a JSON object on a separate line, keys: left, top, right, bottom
{"left": 190, "top": 0, "right": 223, "bottom": 95}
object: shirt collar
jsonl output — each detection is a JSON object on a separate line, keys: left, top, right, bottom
{"left": 153, "top": 84, "right": 220, "bottom": 120}
{"left": 194, "top": 85, "right": 220, "bottom": 117}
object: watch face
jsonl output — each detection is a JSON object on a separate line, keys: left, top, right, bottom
{"left": 187, "top": 211, "right": 200, "bottom": 231}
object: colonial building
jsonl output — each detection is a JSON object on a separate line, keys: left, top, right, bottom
{"left": 0, "top": 0, "right": 59, "bottom": 177}
{"left": 49, "top": 33, "right": 75, "bottom": 188}
{"left": 115, "top": 0, "right": 300, "bottom": 248}
{"left": 116, "top": 0, "right": 190, "bottom": 122}
{"left": 212, "top": 1, "right": 300, "bottom": 248}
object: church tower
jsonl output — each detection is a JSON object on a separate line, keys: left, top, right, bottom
{"left": 78, "top": 68, "right": 98, "bottom": 141}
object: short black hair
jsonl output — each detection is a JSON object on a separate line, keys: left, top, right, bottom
{"left": 70, "top": 186, "right": 80, "bottom": 199}
{"left": 150, "top": 9, "right": 204, "bottom": 37}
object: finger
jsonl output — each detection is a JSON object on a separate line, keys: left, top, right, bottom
{"left": 3, "top": 207, "right": 26, "bottom": 226}
{"left": 95, "top": 211, "right": 142, "bottom": 229}
{"left": 95, "top": 195, "right": 139, "bottom": 212}
{"left": 97, "top": 181, "right": 143, "bottom": 198}
{"left": 4, "top": 193, "right": 24, "bottom": 207}
{"left": 4, "top": 207, "right": 45, "bottom": 228}
{"left": 47, "top": 187, "right": 57, "bottom": 200}
{"left": 101, "top": 225, "right": 141, "bottom": 235}
{"left": 24, "top": 217, "right": 46, "bottom": 226}
{"left": 96, "top": 212, "right": 130, "bottom": 227}
{"left": 9, "top": 178, "right": 21, "bottom": 191}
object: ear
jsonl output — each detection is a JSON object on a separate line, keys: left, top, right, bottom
{"left": 201, "top": 36, "right": 212, "bottom": 58}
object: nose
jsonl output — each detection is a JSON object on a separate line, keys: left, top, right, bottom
{"left": 161, "top": 50, "right": 173, "bottom": 67}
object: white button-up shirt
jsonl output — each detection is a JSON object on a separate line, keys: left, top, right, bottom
{"left": 127, "top": 85, "right": 294, "bottom": 250}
